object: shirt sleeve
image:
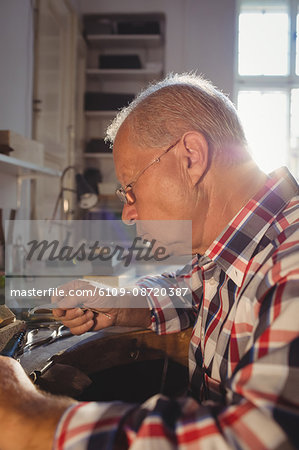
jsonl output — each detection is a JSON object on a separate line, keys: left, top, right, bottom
{"left": 136, "top": 257, "right": 200, "bottom": 335}
{"left": 54, "top": 270, "right": 299, "bottom": 449}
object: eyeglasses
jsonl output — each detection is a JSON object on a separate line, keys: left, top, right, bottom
{"left": 115, "top": 138, "right": 180, "bottom": 205}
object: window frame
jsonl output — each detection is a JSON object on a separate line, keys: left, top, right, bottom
{"left": 234, "top": 0, "right": 299, "bottom": 178}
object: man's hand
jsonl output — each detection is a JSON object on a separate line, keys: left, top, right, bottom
{"left": 52, "top": 279, "right": 119, "bottom": 335}
{"left": 52, "top": 279, "right": 152, "bottom": 335}
{"left": 0, "top": 356, "right": 75, "bottom": 450}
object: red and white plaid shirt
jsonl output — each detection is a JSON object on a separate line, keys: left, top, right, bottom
{"left": 54, "top": 167, "right": 299, "bottom": 449}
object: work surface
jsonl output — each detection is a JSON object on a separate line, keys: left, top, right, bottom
{"left": 18, "top": 324, "right": 192, "bottom": 405}
{"left": 20, "top": 326, "right": 142, "bottom": 375}
{"left": 20, "top": 325, "right": 192, "bottom": 379}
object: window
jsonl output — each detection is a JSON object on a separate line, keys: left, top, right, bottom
{"left": 236, "top": 0, "right": 299, "bottom": 179}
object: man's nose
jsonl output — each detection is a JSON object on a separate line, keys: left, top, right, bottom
{"left": 122, "top": 203, "right": 138, "bottom": 225}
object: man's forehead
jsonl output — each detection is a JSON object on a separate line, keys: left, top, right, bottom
{"left": 113, "top": 122, "right": 142, "bottom": 182}
{"left": 114, "top": 123, "right": 134, "bottom": 158}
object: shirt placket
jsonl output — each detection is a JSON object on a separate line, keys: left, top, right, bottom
{"left": 199, "top": 264, "right": 210, "bottom": 401}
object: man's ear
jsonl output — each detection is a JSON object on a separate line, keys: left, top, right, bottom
{"left": 182, "top": 132, "right": 210, "bottom": 185}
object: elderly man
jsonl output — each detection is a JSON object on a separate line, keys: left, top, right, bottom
{"left": 0, "top": 73, "right": 298, "bottom": 450}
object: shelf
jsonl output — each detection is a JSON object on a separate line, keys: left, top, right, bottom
{"left": 84, "top": 153, "right": 113, "bottom": 159}
{"left": 86, "top": 67, "right": 163, "bottom": 78}
{"left": 85, "top": 111, "right": 117, "bottom": 118}
{"left": 83, "top": 14, "right": 165, "bottom": 217}
{"left": 0, "top": 154, "right": 62, "bottom": 177}
{"left": 87, "top": 34, "right": 162, "bottom": 48}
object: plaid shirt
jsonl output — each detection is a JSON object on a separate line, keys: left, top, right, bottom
{"left": 54, "top": 167, "right": 299, "bottom": 449}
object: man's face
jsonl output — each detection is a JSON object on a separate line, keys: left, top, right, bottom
{"left": 113, "top": 124, "right": 194, "bottom": 254}
{"left": 113, "top": 123, "right": 194, "bottom": 224}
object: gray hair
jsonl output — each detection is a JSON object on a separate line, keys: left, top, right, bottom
{"left": 106, "top": 73, "right": 247, "bottom": 159}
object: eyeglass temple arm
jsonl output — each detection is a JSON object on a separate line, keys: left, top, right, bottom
{"left": 127, "top": 139, "right": 180, "bottom": 188}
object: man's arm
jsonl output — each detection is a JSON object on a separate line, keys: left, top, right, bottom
{"left": 54, "top": 274, "right": 299, "bottom": 449}
{"left": 0, "top": 356, "right": 75, "bottom": 450}
{"left": 1, "top": 270, "right": 297, "bottom": 449}
{"left": 52, "top": 280, "right": 152, "bottom": 334}
{"left": 52, "top": 259, "right": 196, "bottom": 335}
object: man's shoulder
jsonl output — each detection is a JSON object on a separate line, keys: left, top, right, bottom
{"left": 247, "top": 195, "right": 299, "bottom": 292}
{"left": 272, "top": 193, "right": 299, "bottom": 254}
{"left": 257, "top": 197, "right": 299, "bottom": 289}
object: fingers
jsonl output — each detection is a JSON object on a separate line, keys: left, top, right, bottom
{"left": 51, "top": 279, "right": 106, "bottom": 310}
{"left": 50, "top": 279, "right": 117, "bottom": 335}
{"left": 56, "top": 295, "right": 82, "bottom": 309}
{"left": 53, "top": 308, "right": 95, "bottom": 335}
{"left": 70, "top": 319, "right": 95, "bottom": 335}
{"left": 51, "top": 279, "right": 90, "bottom": 305}
{"left": 62, "top": 308, "right": 91, "bottom": 326}
{"left": 52, "top": 308, "right": 66, "bottom": 318}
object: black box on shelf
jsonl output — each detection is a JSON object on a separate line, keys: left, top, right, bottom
{"left": 85, "top": 139, "right": 112, "bottom": 153}
{"left": 99, "top": 54, "right": 142, "bottom": 69}
{"left": 85, "top": 92, "right": 135, "bottom": 111}
{"left": 84, "top": 17, "right": 114, "bottom": 35}
{"left": 117, "top": 20, "right": 160, "bottom": 35}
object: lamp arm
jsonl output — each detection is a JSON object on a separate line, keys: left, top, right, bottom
{"left": 60, "top": 166, "right": 76, "bottom": 190}
{"left": 50, "top": 189, "right": 63, "bottom": 222}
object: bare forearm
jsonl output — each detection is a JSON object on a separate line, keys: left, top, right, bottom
{"left": 115, "top": 289, "right": 152, "bottom": 328}
{"left": 7, "top": 394, "right": 76, "bottom": 450}
{"left": 0, "top": 356, "right": 76, "bottom": 450}
{"left": 116, "top": 307, "right": 151, "bottom": 328}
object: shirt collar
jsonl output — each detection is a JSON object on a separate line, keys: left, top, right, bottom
{"left": 204, "top": 167, "right": 298, "bottom": 287}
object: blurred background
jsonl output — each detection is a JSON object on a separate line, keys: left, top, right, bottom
{"left": 0, "top": 0, "right": 298, "bottom": 226}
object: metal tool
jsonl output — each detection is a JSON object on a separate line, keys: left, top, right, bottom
{"left": 22, "top": 328, "right": 57, "bottom": 352}
{"left": 22, "top": 325, "right": 73, "bottom": 352}
{"left": 28, "top": 303, "right": 112, "bottom": 319}
{"left": 29, "top": 358, "right": 55, "bottom": 383}
{"left": 0, "top": 330, "right": 26, "bottom": 358}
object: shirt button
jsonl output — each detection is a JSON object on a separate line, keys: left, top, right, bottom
{"left": 209, "top": 278, "right": 216, "bottom": 286}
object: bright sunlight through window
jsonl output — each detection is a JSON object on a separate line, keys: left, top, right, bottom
{"left": 238, "top": 91, "right": 288, "bottom": 173}
{"left": 238, "top": 12, "right": 288, "bottom": 76}
{"left": 236, "top": 1, "right": 299, "bottom": 179}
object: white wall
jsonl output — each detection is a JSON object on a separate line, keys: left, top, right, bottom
{"left": 76, "top": 0, "right": 236, "bottom": 97}
{"left": 0, "top": 0, "right": 34, "bottom": 224}
{"left": 0, "top": 0, "right": 34, "bottom": 137}
{"left": 0, "top": 0, "right": 236, "bottom": 136}
{"left": 0, "top": 0, "right": 236, "bottom": 135}
{"left": 183, "top": 0, "right": 236, "bottom": 97}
